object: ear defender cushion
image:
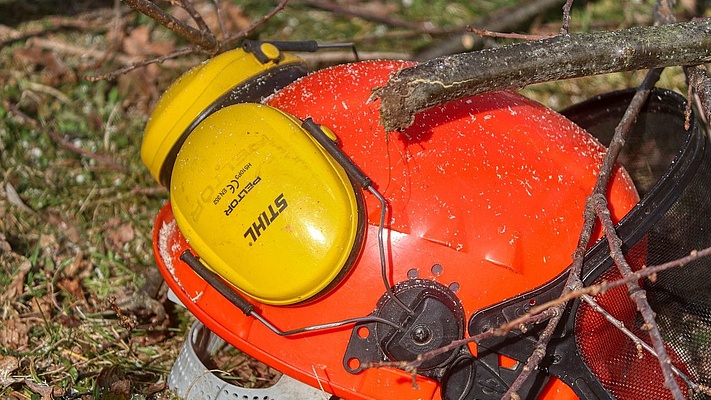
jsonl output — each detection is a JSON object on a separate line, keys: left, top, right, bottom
{"left": 169, "top": 103, "right": 365, "bottom": 305}
{"left": 141, "top": 45, "right": 308, "bottom": 188}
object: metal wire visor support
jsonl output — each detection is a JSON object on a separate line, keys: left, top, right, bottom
{"left": 463, "top": 88, "right": 711, "bottom": 400}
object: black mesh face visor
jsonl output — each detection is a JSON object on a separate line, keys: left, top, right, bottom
{"left": 567, "top": 89, "right": 711, "bottom": 400}
{"left": 444, "top": 89, "right": 711, "bottom": 400}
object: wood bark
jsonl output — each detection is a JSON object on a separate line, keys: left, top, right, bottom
{"left": 375, "top": 19, "right": 711, "bottom": 132}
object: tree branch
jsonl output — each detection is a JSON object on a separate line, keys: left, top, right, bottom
{"left": 561, "top": 0, "right": 574, "bottom": 34}
{"left": 375, "top": 19, "right": 711, "bottom": 132}
{"left": 370, "top": 244, "right": 711, "bottom": 379}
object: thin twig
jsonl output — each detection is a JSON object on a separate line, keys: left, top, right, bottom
{"left": 176, "top": 0, "right": 211, "bottom": 34}
{"left": 122, "top": 0, "right": 217, "bottom": 51}
{"left": 580, "top": 294, "right": 705, "bottom": 394}
{"left": 593, "top": 194, "right": 684, "bottom": 400}
{"left": 211, "top": 0, "right": 227, "bottom": 38}
{"left": 221, "top": 0, "right": 290, "bottom": 49}
{"left": 561, "top": 0, "right": 575, "bottom": 34}
{"left": 467, "top": 27, "right": 554, "bottom": 41}
{"left": 503, "top": 307, "right": 562, "bottom": 399}
{"left": 86, "top": 46, "right": 200, "bottom": 81}
{"left": 363, "top": 307, "right": 561, "bottom": 373}
{"left": 371, "top": 243, "right": 711, "bottom": 386}
{"left": 88, "top": 0, "right": 291, "bottom": 80}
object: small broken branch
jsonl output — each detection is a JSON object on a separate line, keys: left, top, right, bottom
{"left": 363, "top": 307, "right": 561, "bottom": 374}
{"left": 210, "top": 0, "right": 227, "bottom": 37}
{"left": 561, "top": 0, "right": 574, "bottom": 34}
{"left": 88, "top": 0, "right": 290, "bottom": 80}
{"left": 686, "top": 65, "right": 711, "bottom": 123}
{"left": 376, "top": 19, "right": 711, "bottom": 132}
{"left": 502, "top": 308, "right": 561, "bottom": 400}
{"left": 122, "top": 0, "right": 218, "bottom": 51}
{"left": 466, "top": 27, "right": 553, "bottom": 41}
{"left": 580, "top": 294, "right": 705, "bottom": 394}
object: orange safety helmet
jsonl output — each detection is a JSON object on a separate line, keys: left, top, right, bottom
{"left": 146, "top": 46, "right": 711, "bottom": 400}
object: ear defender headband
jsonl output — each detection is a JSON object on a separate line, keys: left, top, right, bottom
{"left": 141, "top": 43, "right": 369, "bottom": 305}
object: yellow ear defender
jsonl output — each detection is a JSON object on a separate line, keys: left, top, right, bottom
{"left": 170, "top": 103, "right": 366, "bottom": 305}
{"left": 141, "top": 42, "right": 309, "bottom": 188}
{"left": 142, "top": 42, "right": 367, "bottom": 305}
